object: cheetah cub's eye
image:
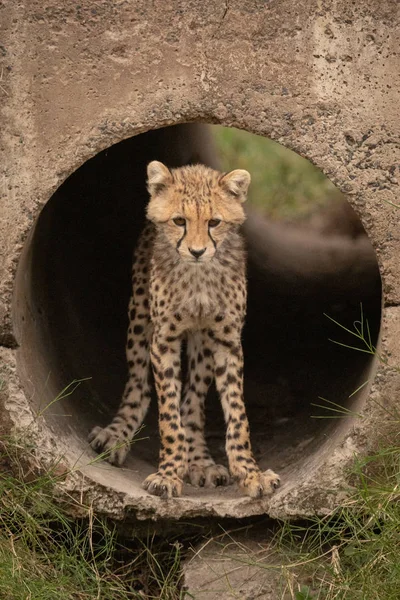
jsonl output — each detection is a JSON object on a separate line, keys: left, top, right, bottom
{"left": 209, "top": 218, "right": 221, "bottom": 228}
{"left": 173, "top": 217, "right": 186, "bottom": 227}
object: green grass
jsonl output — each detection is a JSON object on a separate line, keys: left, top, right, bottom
{"left": 0, "top": 433, "right": 184, "bottom": 599}
{"left": 212, "top": 125, "right": 343, "bottom": 221}
{"left": 274, "top": 444, "right": 400, "bottom": 600}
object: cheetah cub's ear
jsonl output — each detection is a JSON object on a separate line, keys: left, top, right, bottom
{"left": 147, "top": 161, "right": 173, "bottom": 196}
{"left": 219, "top": 169, "right": 251, "bottom": 203}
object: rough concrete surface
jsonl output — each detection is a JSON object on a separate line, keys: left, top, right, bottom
{"left": 0, "top": 0, "right": 399, "bottom": 522}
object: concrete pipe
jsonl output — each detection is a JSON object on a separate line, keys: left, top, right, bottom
{"left": 1, "top": 0, "right": 399, "bottom": 520}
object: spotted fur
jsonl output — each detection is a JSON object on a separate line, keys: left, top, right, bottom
{"left": 89, "top": 162, "right": 281, "bottom": 499}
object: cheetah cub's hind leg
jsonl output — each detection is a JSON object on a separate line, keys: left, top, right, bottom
{"left": 88, "top": 226, "right": 153, "bottom": 466}
{"left": 181, "top": 332, "right": 231, "bottom": 488}
{"left": 142, "top": 329, "right": 187, "bottom": 498}
{"left": 88, "top": 295, "right": 152, "bottom": 465}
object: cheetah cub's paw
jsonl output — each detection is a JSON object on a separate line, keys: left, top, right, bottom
{"left": 240, "top": 469, "right": 281, "bottom": 499}
{"left": 187, "top": 464, "right": 231, "bottom": 488}
{"left": 88, "top": 426, "right": 130, "bottom": 466}
{"left": 143, "top": 472, "right": 183, "bottom": 499}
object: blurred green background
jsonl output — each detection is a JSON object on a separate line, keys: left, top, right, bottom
{"left": 212, "top": 125, "right": 343, "bottom": 222}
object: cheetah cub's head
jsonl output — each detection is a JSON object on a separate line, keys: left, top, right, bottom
{"left": 146, "top": 161, "right": 250, "bottom": 263}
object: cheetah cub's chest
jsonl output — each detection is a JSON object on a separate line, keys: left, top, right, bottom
{"left": 150, "top": 260, "right": 241, "bottom": 327}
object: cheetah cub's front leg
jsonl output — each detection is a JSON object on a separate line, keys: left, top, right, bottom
{"left": 142, "top": 327, "right": 187, "bottom": 499}
{"left": 211, "top": 328, "right": 281, "bottom": 498}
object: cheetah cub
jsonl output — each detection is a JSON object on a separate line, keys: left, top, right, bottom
{"left": 89, "top": 161, "right": 281, "bottom": 499}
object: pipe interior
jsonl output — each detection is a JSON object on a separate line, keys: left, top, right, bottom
{"left": 14, "top": 123, "right": 382, "bottom": 492}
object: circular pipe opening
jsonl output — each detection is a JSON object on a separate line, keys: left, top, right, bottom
{"left": 14, "top": 123, "right": 382, "bottom": 511}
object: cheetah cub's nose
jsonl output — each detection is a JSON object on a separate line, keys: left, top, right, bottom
{"left": 189, "top": 247, "right": 206, "bottom": 259}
